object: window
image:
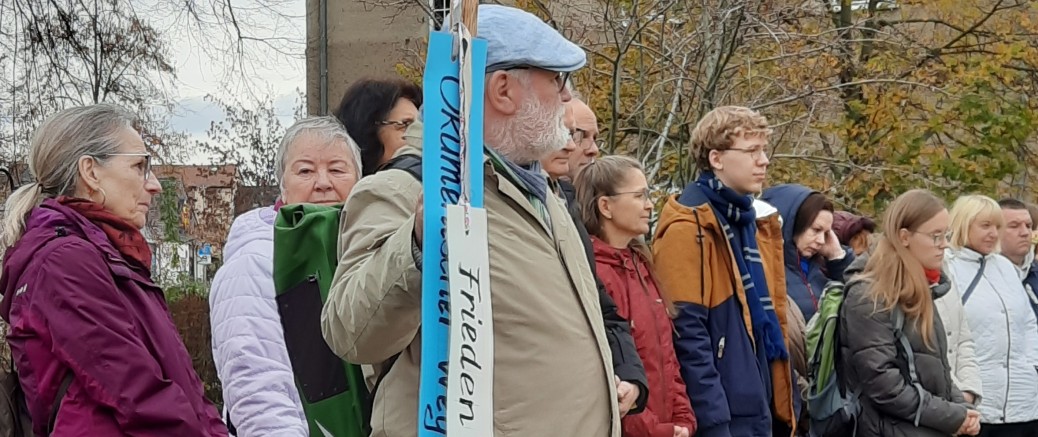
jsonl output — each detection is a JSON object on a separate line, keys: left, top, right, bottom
{"left": 431, "top": 0, "right": 451, "bottom": 31}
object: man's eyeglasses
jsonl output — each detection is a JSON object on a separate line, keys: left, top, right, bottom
{"left": 91, "top": 153, "right": 152, "bottom": 180}
{"left": 914, "top": 230, "right": 952, "bottom": 246}
{"left": 726, "top": 146, "right": 769, "bottom": 161}
{"left": 493, "top": 66, "right": 570, "bottom": 93}
{"left": 570, "top": 129, "right": 585, "bottom": 144}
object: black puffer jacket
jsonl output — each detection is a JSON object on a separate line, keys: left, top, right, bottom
{"left": 838, "top": 256, "right": 971, "bottom": 437}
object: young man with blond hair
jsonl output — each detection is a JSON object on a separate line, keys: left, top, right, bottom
{"left": 653, "top": 106, "right": 797, "bottom": 437}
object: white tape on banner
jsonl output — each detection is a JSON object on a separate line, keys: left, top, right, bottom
{"left": 445, "top": 204, "right": 494, "bottom": 436}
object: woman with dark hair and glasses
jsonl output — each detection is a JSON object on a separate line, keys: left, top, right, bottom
{"left": 333, "top": 77, "right": 422, "bottom": 176}
{"left": 0, "top": 104, "right": 227, "bottom": 435}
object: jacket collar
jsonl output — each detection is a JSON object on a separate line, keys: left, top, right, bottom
{"left": 947, "top": 246, "right": 995, "bottom": 263}
{"left": 591, "top": 236, "right": 637, "bottom": 270}
{"left": 30, "top": 199, "right": 129, "bottom": 265}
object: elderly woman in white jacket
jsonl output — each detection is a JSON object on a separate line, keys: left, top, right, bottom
{"left": 209, "top": 117, "right": 362, "bottom": 436}
{"left": 945, "top": 195, "right": 1038, "bottom": 436}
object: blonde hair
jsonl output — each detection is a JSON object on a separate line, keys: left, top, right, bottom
{"left": 949, "top": 194, "right": 1004, "bottom": 251}
{"left": 691, "top": 106, "right": 772, "bottom": 171}
{"left": 859, "top": 189, "right": 945, "bottom": 350}
{"left": 1, "top": 104, "right": 135, "bottom": 251}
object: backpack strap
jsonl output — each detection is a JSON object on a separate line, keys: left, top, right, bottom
{"left": 46, "top": 371, "right": 73, "bottom": 435}
{"left": 377, "top": 154, "right": 423, "bottom": 181}
{"left": 960, "top": 257, "right": 986, "bottom": 304}
{"left": 891, "top": 307, "right": 926, "bottom": 427}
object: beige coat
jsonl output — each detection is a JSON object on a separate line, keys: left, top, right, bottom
{"left": 321, "top": 131, "right": 620, "bottom": 437}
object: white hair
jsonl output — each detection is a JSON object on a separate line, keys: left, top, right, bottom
{"left": 276, "top": 116, "right": 363, "bottom": 189}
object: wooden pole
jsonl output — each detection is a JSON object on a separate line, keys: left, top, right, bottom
{"left": 461, "top": 0, "right": 478, "bottom": 35}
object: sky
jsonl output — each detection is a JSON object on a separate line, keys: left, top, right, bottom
{"left": 160, "top": 0, "right": 308, "bottom": 162}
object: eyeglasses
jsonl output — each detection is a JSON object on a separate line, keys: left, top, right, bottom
{"left": 608, "top": 189, "right": 652, "bottom": 201}
{"left": 914, "top": 230, "right": 952, "bottom": 246}
{"left": 494, "top": 66, "right": 570, "bottom": 93}
{"left": 570, "top": 129, "right": 584, "bottom": 144}
{"left": 725, "top": 146, "right": 769, "bottom": 161}
{"left": 91, "top": 152, "right": 152, "bottom": 180}
{"left": 377, "top": 119, "right": 414, "bottom": 131}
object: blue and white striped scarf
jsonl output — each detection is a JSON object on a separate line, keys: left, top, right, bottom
{"left": 697, "top": 171, "right": 788, "bottom": 361}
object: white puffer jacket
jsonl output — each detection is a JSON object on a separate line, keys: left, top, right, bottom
{"left": 944, "top": 248, "right": 1038, "bottom": 424}
{"left": 933, "top": 278, "right": 984, "bottom": 402}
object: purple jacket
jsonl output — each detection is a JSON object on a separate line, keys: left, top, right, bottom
{"left": 0, "top": 199, "right": 227, "bottom": 436}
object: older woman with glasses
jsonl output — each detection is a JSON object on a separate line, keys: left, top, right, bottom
{"left": 0, "top": 103, "right": 227, "bottom": 436}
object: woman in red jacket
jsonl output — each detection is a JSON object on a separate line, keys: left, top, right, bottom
{"left": 575, "top": 155, "right": 697, "bottom": 437}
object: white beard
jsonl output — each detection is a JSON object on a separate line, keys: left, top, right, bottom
{"left": 490, "top": 95, "right": 569, "bottom": 165}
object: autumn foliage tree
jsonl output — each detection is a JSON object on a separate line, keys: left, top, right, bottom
{"left": 373, "top": 0, "right": 1038, "bottom": 215}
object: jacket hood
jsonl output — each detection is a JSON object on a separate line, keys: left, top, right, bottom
{"left": 591, "top": 236, "right": 641, "bottom": 269}
{"left": 761, "top": 184, "right": 819, "bottom": 272}
{"left": 222, "top": 206, "right": 276, "bottom": 263}
{"left": 760, "top": 184, "right": 815, "bottom": 243}
{"left": 1, "top": 199, "right": 121, "bottom": 320}
{"left": 845, "top": 250, "right": 870, "bottom": 279}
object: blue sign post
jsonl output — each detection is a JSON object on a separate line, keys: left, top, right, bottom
{"left": 418, "top": 2, "right": 487, "bottom": 436}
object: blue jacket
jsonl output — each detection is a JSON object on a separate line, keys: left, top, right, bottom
{"left": 654, "top": 185, "right": 797, "bottom": 437}
{"left": 761, "top": 184, "right": 854, "bottom": 322}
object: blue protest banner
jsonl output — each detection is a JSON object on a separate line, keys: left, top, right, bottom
{"left": 418, "top": 12, "right": 487, "bottom": 437}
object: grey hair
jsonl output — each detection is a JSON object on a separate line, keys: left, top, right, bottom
{"left": 2, "top": 103, "right": 135, "bottom": 249}
{"left": 275, "top": 116, "right": 363, "bottom": 188}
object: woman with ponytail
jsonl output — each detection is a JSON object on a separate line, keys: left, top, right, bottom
{"left": 0, "top": 104, "right": 227, "bottom": 435}
{"left": 576, "top": 155, "right": 697, "bottom": 437}
{"left": 837, "top": 189, "right": 979, "bottom": 437}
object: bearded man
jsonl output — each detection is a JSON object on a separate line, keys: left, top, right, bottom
{"left": 321, "top": 5, "right": 623, "bottom": 437}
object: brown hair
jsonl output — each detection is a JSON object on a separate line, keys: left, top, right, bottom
{"left": 793, "top": 193, "right": 835, "bottom": 240}
{"left": 691, "top": 106, "right": 772, "bottom": 171}
{"left": 858, "top": 189, "right": 945, "bottom": 350}
{"left": 574, "top": 155, "right": 675, "bottom": 314}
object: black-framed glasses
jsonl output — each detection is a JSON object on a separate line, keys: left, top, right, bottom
{"left": 913, "top": 230, "right": 952, "bottom": 246}
{"left": 491, "top": 65, "right": 570, "bottom": 93}
{"left": 376, "top": 119, "right": 415, "bottom": 131}
{"left": 91, "top": 152, "right": 152, "bottom": 180}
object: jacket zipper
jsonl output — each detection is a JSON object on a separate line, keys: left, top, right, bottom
{"left": 629, "top": 250, "right": 667, "bottom": 383}
{"left": 990, "top": 282, "right": 1012, "bottom": 421}
{"left": 796, "top": 255, "right": 819, "bottom": 312}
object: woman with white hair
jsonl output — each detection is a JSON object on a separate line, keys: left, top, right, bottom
{"left": 944, "top": 194, "right": 1038, "bottom": 437}
{"left": 209, "top": 116, "right": 362, "bottom": 436}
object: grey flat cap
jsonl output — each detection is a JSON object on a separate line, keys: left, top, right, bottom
{"left": 446, "top": 4, "right": 586, "bottom": 73}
